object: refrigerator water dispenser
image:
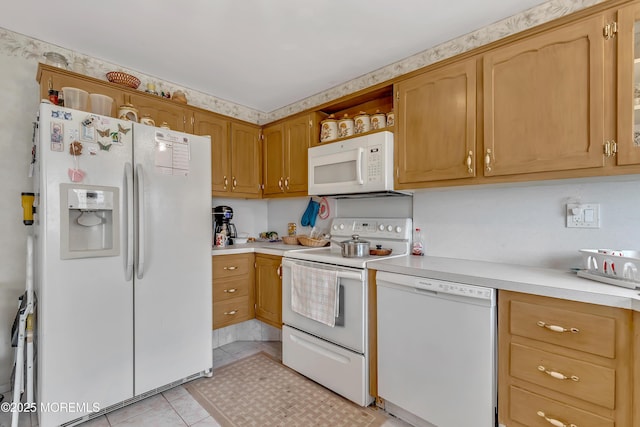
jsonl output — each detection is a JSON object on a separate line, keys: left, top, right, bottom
{"left": 60, "top": 184, "right": 120, "bottom": 259}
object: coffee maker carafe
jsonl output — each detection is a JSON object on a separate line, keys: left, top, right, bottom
{"left": 213, "top": 205, "right": 237, "bottom": 244}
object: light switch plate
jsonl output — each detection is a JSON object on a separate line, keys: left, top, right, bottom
{"left": 566, "top": 203, "right": 600, "bottom": 228}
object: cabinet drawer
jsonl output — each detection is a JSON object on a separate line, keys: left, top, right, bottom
{"left": 213, "top": 277, "right": 250, "bottom": 302}
{"left": 212, "top": 254, "right": 253, "bottom": 280}
{"left": 213, "top": 297, "right": 252, "bottom": 329}
{"left": 510, "top": 343, "right": 615, "bottom": 409}
{"left": 510, "top": 300, "right": 616, "bottom": 358}
{"left": 509, "top": 386, "right": 613, "bottom": 427}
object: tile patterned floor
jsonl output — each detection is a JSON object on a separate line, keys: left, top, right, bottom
{"left": 0, "top": 341, "right": 411, "bottom": 427}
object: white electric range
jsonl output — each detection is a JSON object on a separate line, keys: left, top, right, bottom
{"left": 281, "top": 217, "right": 412, "bottom": 406}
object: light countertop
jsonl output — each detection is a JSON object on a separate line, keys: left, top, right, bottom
{"left": 368, "top": 255, "right": 640, "bottom": 311}
{"left": 212, "top": 244, "right": 640, "bottom": 311}
{"left": 211, "top": 242, "right": 309, "bottom": 257}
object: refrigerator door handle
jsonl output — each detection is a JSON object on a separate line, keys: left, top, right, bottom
{"left": 124, "top": 163, "right": 134, "bottom": 281}
{"left": 135, "top": 164, "right": 146, "bottom": 280}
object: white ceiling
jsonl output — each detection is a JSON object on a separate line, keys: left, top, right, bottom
{"left": 0, "top": 0, "right": 548, "bottom": 112}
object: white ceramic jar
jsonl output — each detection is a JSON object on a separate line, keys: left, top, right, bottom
{"left": 386, "top": 110, "right": 395, "bottom": 127}
{"left": 320, "top": 115, "right": 338, "bottom": 142}
{"left": 338, "top": 114, "right": 354, "bottom": 138}
{"left": 371, "top": 110, "right": 387, "bottom": 130}
{"left": 354, "top": 112, "right": 371, "bottom": 134}
{"left": 118, "top": 104, "right": 138, "bottom": 122}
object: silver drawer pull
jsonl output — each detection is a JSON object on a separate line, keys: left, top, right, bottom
{"left": 224, "top": 310, "right": 238, "bottom": 315}
{"left": 537, "top": 321, "right": 579, "bottom": 334}
{"left": 537, "top": 411, "right": 577, "bottom": 427}
{"left": 537, "top": 365, "right": 579, "bottom": 382}
{"left": 223, "top": 288, "right": 237, "bottom": 293}
{"left": 223, "top": 266, "right": 238, "bottom": 271}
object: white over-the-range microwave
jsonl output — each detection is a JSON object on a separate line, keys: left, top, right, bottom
{"left": 308, "top": 131, "right": 398, "bottom": 196}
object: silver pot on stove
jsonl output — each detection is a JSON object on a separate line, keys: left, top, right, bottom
{"left": 328, "top": 234, "right": 370, "bottom": 258}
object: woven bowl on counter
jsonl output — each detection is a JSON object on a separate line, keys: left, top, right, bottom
{"left": 282, "top": 236, "right": 299, "bottom": 245}
{"left": 106, "top": 71, "right": 141, "bottom": 89}
{"left": 297, "top": 235, "right": 329, "bottom": 247}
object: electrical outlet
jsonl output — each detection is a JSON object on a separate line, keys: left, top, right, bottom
{"left": 566, "top": 203, "right": 600, "bottom": 228}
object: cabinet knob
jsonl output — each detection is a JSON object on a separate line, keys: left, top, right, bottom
{"left": 224, "top": 310, "right": 238, "bottom": 316}
{"left": 223, "top": 175, "right": 228, "bottom": 190}
{"left": 277, "top": 264, "right": 283, "bottom": 278}
{"left": 536, "top": 411, "right": 576, "bottom": 427}
{"left": 278, "top": 177, "right": 284, "bottom": 191}
{"left": 223, "top": 288, "right": 238, "bottom": 293}
{"left": 232, "top": 177, "right": 237, "bottom": 189}
{"left": 466, "top": 151, "right": 473, "bottom": 174}
{"left": 284, "top": 177, "right": 290, "bottom": 190}
{"left": 223, "top": 265, "right": 238, "bottom": 271}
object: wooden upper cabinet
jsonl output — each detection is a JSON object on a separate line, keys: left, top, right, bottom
{"left": 395, "top": 58, "right": 477, "bottom": 186}
{"left": 262, "top": 113, "right": 314, "bottom": 197}
{"left": 483, "top": 14, "right": 606, "bottom": 177}
{"left": 128, "top": 93, "right": 186, "bottom": 132}
{"left": 262, "top": 124, "right": 286, "bottom": 195}
{"left": 229, "top": 122, "right": 262, "bottom": 197}
{"left": 617, "top": 3, "right": 640, "bottom": 166}
{"left": 193, "top": 112, "right": 229, "bottom": 195}
{"left": 284, "top": 114, "right": 312, "bottom": 195}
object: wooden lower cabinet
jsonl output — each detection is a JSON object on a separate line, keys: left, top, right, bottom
{"left": 498, "top": 290, "right": 633, "bottom": 427}
{"left": 212, "top": 253, "right": 255, "bottom": 329}
{"left": 254, "top": 254, "right": 282, "bottom": 329}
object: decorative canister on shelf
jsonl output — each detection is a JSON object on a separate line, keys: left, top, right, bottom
{"left": 354, "top": 111, "right": 371, "bottom": 134}
{"left": 371, "top": 110, "right": 387, "bottom": 129}
{"left": 140, "top": 115, "right": 155, "bottom": 126}
{"left": 386, "top": 110, "right": 395, "bottom": 127}
{"left": 118, "top": 104, "right": 138, "bottom": 122}
{"left": 320, "top": 114, "right": 338, "bottom": 142}
{"left": 338, "top": 114, "right": 354, "bottom": 138}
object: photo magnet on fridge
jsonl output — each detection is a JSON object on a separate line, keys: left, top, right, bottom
{"left": 50, "top": 122, "right": 63, "bottom": 152}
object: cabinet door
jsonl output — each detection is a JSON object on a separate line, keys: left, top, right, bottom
{"left": 483, "top": 15, "right": 606, "bottom": 176}
{"left": 262, "top": 124, "right": 285, "bottom": 196}
{"left": 230, "top": 123, "right": 262, "bottom": 197}
{"left": 254, "top": 254, "right": 282, "bottom": 329}
{"left": 193, "top": 111, "right": 230, "bottom": 195}
{"left": 396, "top": 58, "right": 477, "bottom": 185}
{"left": 617, "top": 3, "right": 640, "bottom": 165}
{"left": 284, "top": 115, "right": 311, "bottom": 195}
{"left": 129, "top": 94, "right": 186, "bottom": 132}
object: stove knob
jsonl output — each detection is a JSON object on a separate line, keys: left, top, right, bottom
{"left": 332, "top": 224, "right": 338, "bottom": 230}
{"left": 339, "top": 223, "right": 345, "bottom": 230}
{"left": 387, "top": 225, "right": 393, "bottom": 232}
{"left": 378, "top": 224, "right": 385, "bottom": 231}
{"left": 395, "top": 226, "right": 402, "bottom": 233}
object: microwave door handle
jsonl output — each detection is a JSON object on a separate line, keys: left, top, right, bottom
{"left": 356, "top": 147, "right": 364, "bottom": 185}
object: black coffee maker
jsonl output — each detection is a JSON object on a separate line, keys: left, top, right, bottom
{"left": 213, "top": 205, "right": 238, "bottom": 244}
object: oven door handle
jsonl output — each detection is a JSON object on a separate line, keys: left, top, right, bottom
{"left": 282, "top": 259, "right": 363, "bottom": 281}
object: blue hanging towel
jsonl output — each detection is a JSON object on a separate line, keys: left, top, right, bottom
{"left": 301, "top": 198, "right": 320, "bottom": 227}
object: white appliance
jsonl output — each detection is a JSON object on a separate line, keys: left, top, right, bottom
{"left": 282, "top": 217, "right": 411, "bottom": 407}
{"left": 308, "top": 131, "right": 396, "bottom": 196}
{"left": 376, "top": 271, "right": 496, "bottom": 427}
{"left": 32, "top": 102, "right": 212, "bottom": 426}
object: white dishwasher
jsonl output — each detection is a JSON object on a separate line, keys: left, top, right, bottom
{"left": 376, "top": 271, "right": 496, "bottom": 427}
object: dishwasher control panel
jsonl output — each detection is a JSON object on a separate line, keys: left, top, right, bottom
{"left": 415, "top": 278, "right": 493, "bottom": 300}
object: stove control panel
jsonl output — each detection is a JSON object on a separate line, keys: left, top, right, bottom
{"left": 330, "top": 217, "right": 412, "bottom": 240}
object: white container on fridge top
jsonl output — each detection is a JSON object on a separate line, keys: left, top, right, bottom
{"left": 33, "top": 102, "right": 212, "bottom": 426}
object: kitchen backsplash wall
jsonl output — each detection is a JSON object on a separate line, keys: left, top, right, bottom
{"left": 411, "top": 176, "right": 640, "bottom": 270}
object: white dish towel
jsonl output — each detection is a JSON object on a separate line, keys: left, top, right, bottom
{"left": 291, "top": 263, "right": 339, "bottom": 327}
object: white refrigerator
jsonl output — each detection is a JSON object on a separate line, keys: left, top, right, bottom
{"left": 32, "top": 102, "right": 212, "bottom": 426}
